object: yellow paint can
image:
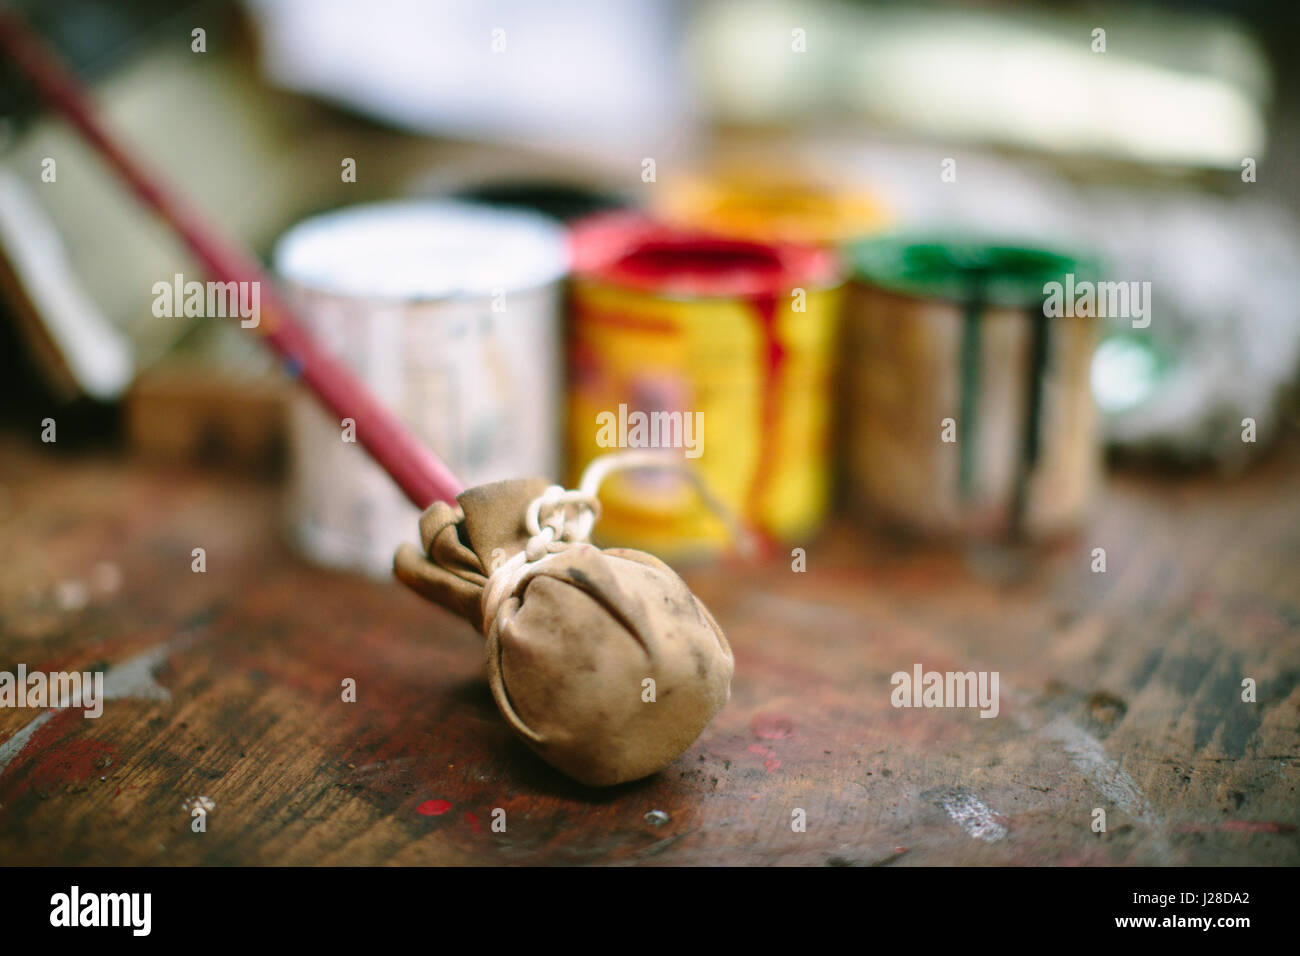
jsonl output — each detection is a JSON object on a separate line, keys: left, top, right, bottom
{"left": 567, "top": 215, "right": 843, "bottom": 560}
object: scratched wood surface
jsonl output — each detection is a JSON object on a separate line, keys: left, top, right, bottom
{"left": 0, "top": 436, "right": 1297, "bottom": 866}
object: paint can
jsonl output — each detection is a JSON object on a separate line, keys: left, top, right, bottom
{"left": 842, "top": 237, "right": 1100, "bottom": 539}
{"left": 655, "top": 169, "right": 891, "bottom": 246}
{"left": 567, "top": 213, "right": 843, "bottom": 559}
{"left": 273, "top": 200, "right": 568, "bottom": 575}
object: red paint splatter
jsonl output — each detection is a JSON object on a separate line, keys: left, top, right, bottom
{"left": 1178, "top": 820, "right": 1296, "bottom": 834}
{"left": 32, "top": 739, "right": 116, "bottom": 788}
{"left": 751, "top": 713, "right": 795, "bottom": 740}
{"left": 0, "top": 710, "right": 76, "bottom": 794}
{"left": 20, "top": 735, "right": 116, "bottom": 797}
{"left": 747, "top": 743, "right": 782, "bottom": 773}
{"left": 416, "top": 799, "right": 452, "bottom": 816}
{"left": 465, "top": 812, "right": 483, "bottom": 834}
{"left": 1221, "top": 820, "right": 1295, "bottom": 833}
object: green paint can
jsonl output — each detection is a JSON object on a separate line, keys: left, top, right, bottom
{"left": 841, "top": 236, "right": 1101, "bottom": 539}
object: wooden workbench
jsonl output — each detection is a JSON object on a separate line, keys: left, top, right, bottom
{"left": 1, "top": 436, "right": 1296, "bottom": 865}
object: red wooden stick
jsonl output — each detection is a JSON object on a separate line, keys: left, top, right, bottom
{"left": 0, "top": 8, "right": 465, "bottom": 509}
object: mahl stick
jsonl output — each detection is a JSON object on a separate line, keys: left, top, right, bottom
{"left": 0, "top": 8, "right": 465, "bottom": 509}
{"left": 2, "top": 9, "right": 737, "bottom": 787}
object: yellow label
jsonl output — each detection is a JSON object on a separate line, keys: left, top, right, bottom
{"left": 567, "top": 279, "right": 842, "bottom": 557}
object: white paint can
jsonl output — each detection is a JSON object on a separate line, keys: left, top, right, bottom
{"left": 273, "top": 200, "right": 568, "bottom": 576}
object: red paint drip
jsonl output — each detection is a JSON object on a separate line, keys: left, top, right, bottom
{"left": 747, "top": 294, "right": 786, "bottom": 538}
{"left": 416, "top": 798, "right": 452, "bottom": 816}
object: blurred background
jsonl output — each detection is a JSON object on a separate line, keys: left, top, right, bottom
{"left": 1, "top": 0, "right": 1298, "bottom": 574}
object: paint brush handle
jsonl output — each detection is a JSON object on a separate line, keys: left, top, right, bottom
{"left": 0, "top": 8, "right": 465, "bottom": 509}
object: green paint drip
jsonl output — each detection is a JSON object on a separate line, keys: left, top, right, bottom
{"left": 1011, "top": 306, "right": 1052, "bottom": 537}
{"left": 958, "top": 294, "right": 984, "bottom": 502}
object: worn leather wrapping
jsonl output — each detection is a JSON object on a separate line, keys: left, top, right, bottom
{"left": 394, "top": 478, "right": 734, "bottom": 786}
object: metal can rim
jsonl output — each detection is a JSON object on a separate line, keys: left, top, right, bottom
{"left": 273, "top": 199, "right": 569, "bottom": 303}
{"left": 570, "top": 212, "right": 843, "bottom": 299}
{"left": 847, "top": 233, "right": 1101, "bottom": 309}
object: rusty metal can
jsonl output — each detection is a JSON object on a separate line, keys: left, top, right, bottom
{"left": 273, "top": 200, "right": 568, "bottom": 575}
{"left": 567, "top": 214, "right": 843, "bottom": 559}
{"left": 842, "top": 237, "right": 1100, "bottom": 539}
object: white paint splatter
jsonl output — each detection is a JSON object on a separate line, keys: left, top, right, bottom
{"left": 1039, "top": 714, "right": 1149, "bottom": 819}
{"left": 0, "top": 633, "right": 198, "bottom": 779}
{"left": 935, "top": 787, "right": 1007, "bottom": 842}
{"left": 102, "top": 642, "right": 180, "bottom": 702}
{"left": 54, "top": 579, "right": 89, "bottom": 612}
{"left": 1004, "top": 689, "right": 1152, "bottom": 819}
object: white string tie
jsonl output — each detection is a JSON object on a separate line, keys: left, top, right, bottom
{"left": 479, "top": 450, "right": 753, "bottom": 643}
